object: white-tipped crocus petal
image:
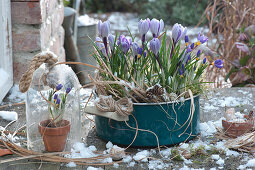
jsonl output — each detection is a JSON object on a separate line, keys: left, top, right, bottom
{"left": 159, "top": 19, "right": 164, "bottom": 33}
{"left": 108, "top": 34, "right": 115, "bottom": 51}
{"left": 150, "top": 38, "right": 160, "bottom": 55}
{"left": 150, "top": 18, "right": 160, "bottom": 37}
{"left": 138, "top": 19, "right": 150, "bottom": 36}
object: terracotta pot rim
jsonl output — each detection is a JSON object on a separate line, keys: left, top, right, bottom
{"left": 39, "top": 119, "right": 71, "bottom": 129}
{"left": 222, "top": 119, "right": 254, "bottom": 125}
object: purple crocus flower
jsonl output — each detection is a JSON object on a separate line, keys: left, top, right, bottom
{"left": 149, "top": 38, "right": 160, "bottom": 55}
{"left": 186, "top": 45, "right": 192, "bottom": 53}
{"left": 172, "top": 23, "right": 187, "bottom": 45}
{"left": 53, "top": 94, "right": 58, "bottom": 102}
{"left": 179, "top": 67, "right": 185, "bottom": 78}
{"left": 118, "top": 35, "right": 131, "bottom": 54}
{"left": 203, "top": 58, "right": 206, "bottom": 65}
{"left": 150, "top": 18, "right": 164, "bottom": 38}
{"left": 56, "top": 98, "right": 60, "bottom": 105}
{"left": 239, "top": 33, "right": 248, "bottom": 41}
{"left": 197, "top": 50, "right": 201, "bottom": 57}
{"left": 66, "top": 87, "right": 71, "bottom": 94}
{"left": 197, "top": 33, "right": 208, "bottom": 45}
{"left": 190, "top": 43, "right": 195, "bottom": 49}
{"left": 212, "top": 59, "right": 224, "bottom": 68}
{"left": 56, "top": 84, "right": 63, "bottom": 91}
{"left": 95, "top": 37, "right": 107, "bottom": 57}
{"left": 98, "top": 20, "right": 110, "bottom": 38}
{"left": 137, "top": 47, "right": 143, "bottom": 58}
{"left": 235, "top": 42, "right": 250, "bottom": 54}
{"left": 138, "top": 18, "right": 150, "bottom": 43}
{"left": 144, "top": 52, "right": 147, "bottom": 57}
{"left": 108, "top": 34, "right": 115, "bottom": 51}
{"left": 185, "top": 35, "right": 189, "bottom": 46}
{"left": 98, "top": 20, "right": 110, "bottom": 56}
{"left": 132, "top": 42, "right": 139, "bottom": 56}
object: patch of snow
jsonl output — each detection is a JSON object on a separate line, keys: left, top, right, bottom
{"left": 128, "top": 161, "right": 135, "bottom": 167}
{"left": 106, "top": 141, "right": 113, "bottom": 149}
{"left": 133, "top": 150, "right": 150, "bottom": 162}
{"left": 203, "top": 103, "right": 219, "bottom": 111}
{"left": 148, "top": 160, "right": 169, "bottom": 169}
{"left": 7, "top": 85, "right": 25, "bottom": 103}
{"left": 123, "top": 155, "right": 132, "bottom": 163}
{"left": 199, "top": 118, "right": 223, "bottom": 136}
{"left": 226, "top": 150, "right": 240, "bottom": 157}
{"left": 65, "top": 142, "right": 97, "bottom": 158}
{"left": 113, "top": 163, "right": 119, "bottom": 168}
{"left": 0, "top": 111, "right": 18, "bottom": 121}
{"left": 216, "top": 158, "right": 224, "bottom": 166}
{"left": 78, "top": 14, "right": 98, "bottom": 26}
{"left": 160, "top": 148, "right": 171, "bottom": 158}
{"left": 246, "top": 159, "right": 255, "bottom": 167}
{"left": 102, "top": 157, "right": 113, "bottom": 163}
{"left": 211, "top": 154, "right": 220, "bottom": 160}
{"left": 87, "top": 167, "right": 103, "bottom": 170}
{"left": 66, "top": 162, "right": 76, "bottom": 167}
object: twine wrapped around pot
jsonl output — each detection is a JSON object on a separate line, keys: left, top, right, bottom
{"left": 94, "top": 95, "right": 133, "bottom": 116}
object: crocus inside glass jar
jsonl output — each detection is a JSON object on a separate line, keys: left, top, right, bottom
{"left": 22, "top": 52, "right": 81, "bottom": 152}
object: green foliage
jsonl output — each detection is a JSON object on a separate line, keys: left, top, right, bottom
{"left": 171, "top": 148, "right": 184, "bottom": 161}
{"left": 85, "top": 0, "right": 208, "bottom": 26}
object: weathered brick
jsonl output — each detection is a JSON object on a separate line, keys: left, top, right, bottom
{"left": 11, "top": 2, "right": 42, "bottom": 24}
{"left": 46, "top": 0, "right": 58, "bottom": 17}
{"left": 12, "top": 25, "right": 41, "bottom": 52}
{"left": 13, "top": 51, "right": 39, "bottom": 83}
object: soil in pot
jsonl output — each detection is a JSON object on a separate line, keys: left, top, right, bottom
{"left": 38, "top": 119, "right": 71, "bottom": 152}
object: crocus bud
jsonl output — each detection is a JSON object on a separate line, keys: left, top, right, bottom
{"left": 108, "top": 34, "right": 115, "bottom": 51}
{"left": 203, "top": 58, "right": 206, "bottom": 64}
{"left": 138, "top": 18, "right": 150, "bottom": 39}
{"left": 190, "top": 43, "right": 195, "bottom": 49}
{"left": 149, "top": 38, "right": 160, "bottom": 55}
{"left": 118, "top": 35, "right": 131, "bottom": 54}
{"left": 53, "top": 94, "right": 58, "bottom": 102}
{"left": 98, "top": 20, "right": 110, "bottom": 38}
{"left": 185, "top": 35, "right": 189, "bottom": 46}
{"left": 239, "top": 33, "right": 248, "bottom": 41}
{"left": 212, "top": 59, "right": 223, "bottom": 68}
{"left": 56, "top": 98, "right": 60, "bottom": 105}
{"left": 172, "top": 23, "right": 187, "bottom": 45}
{"left": 132, "top": 42, "right": 139, "bottom": 57}
{"left": 235, "top": 42, "right": 250, "bottom": 54}
{"left": 56, "top": 84, "right": 63, "bottom": 91}
{"left": 197, "top": 33, "right": 208, "bottom": 45}
{"left": 197, "top": 50, "right": 201, "bottom": 57}
{"left": 137, "top": 47, "right": 143, "bottom": 59}
{"left": 150, "top": 18, "right": 164, "bottom": 38}
{"left": 66, "top": 87, "right": 71, "bottom": 94}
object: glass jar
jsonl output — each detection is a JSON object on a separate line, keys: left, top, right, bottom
{"left": 25, "top": 63, "right": 81, "bottom": 152}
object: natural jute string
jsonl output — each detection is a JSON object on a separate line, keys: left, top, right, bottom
{"left": 95, "top": 95, "right": 133, "bottom": 116}
{"left": 19, "top": 51, "right": 58, "bottom": 93}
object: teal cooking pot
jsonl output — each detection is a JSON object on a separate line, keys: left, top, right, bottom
{"left": 95, "top": 96, "right": 200, "bottom": 147}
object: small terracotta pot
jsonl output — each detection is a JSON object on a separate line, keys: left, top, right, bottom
{"left": 38, "top": 119, "right": 70, "bottom": 152}
{"left": 222, "top": 119, "right": 254, "bottom": 138}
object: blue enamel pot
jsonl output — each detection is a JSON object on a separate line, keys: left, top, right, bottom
{"left": 95, "top": 96, "right": 200, "bottom": 147}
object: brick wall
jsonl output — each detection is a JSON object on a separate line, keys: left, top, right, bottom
{"left": 11, "top": 0, "right": 65, "bottom": 83}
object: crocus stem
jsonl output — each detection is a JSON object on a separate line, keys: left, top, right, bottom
{"left": 155, "top": 54, "right": 162, "bottom": 69}
{"left": 142, "top": 34, "right": 145, "bottom": 49}
{"left": 170, "top": 44, "right": 174, "bottom": 59}
{"left": 103, "top": 37, "right": 109, "bottom": 58}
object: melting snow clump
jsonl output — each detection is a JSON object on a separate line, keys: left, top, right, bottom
{"left": 0, "top": 111, "right": 18, "bottom": 121}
